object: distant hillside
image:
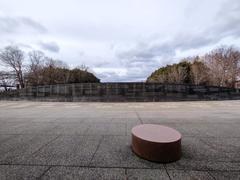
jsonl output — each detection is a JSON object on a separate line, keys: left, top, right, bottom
{"left": 146, "top": 47, "right": 240, "bottom": 88}
{"left": 147, "top": 60, "right": 206, "bottom": 85}
{"left": 0, "top": 45, "right": 100, "bottom": 89}
{"left": 26, "top": 67, "right": 100, "bottom": 86}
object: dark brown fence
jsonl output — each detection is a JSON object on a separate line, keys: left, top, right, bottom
{"left": 1, "top": 83, "right": 240, "bottom": 102}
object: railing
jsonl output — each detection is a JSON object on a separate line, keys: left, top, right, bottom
{"left": 1, "top": 83, "right": 240, "bottom": 101}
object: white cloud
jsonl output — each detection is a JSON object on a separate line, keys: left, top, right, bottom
{"left": 38, "top": 41, "right": 60, "bottom": 53}
{"left": 0, "top": 15, "right": 47, "bottom": 34}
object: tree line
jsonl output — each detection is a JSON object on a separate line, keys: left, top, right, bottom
{"left": 1, "top": 45, "right": 240, "bottom": 91}
{"left": 0, "top": 45, "right": 100, "bottom": 91}
{"left": 147, "top": 46, "right": 240, "bottom": 88}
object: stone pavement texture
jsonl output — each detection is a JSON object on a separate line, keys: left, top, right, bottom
{"left": 0, "top": 101, "right": 240, "bottom": 180}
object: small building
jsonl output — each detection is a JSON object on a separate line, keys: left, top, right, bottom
{"left": 0, "top": 72, "right": 17, "bottom": 92}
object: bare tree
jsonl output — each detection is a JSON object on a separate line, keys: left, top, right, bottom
{"left": 190, "top": 57, "right": 209, "bottom": 85}
{"left": 45, "top": 58, "right": 68, "bottom": 69}
{"left": 169, "top": 61, "right": 190, "bottom": 84}
{"left": 29, "top": 50, "right": 45, "bottom": 69}
{"left": 204, "top": 47, "right": 240, "bottom": 87}
{"left": 77, "top": 64, "right": 89, "bottom": 72}
{"left": 224, "top": 47, "right": 240, "bottom": 87}
{"left": 26, "top": 50, "right": 46, "bottom": 86}
{"left": 0, "top": 46, "right": 25, "bottom": 88}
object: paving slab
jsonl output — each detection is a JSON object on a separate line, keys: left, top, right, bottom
{"left": 54, "top": 117, "right": 86, "bottom": 123}
{"left": 0, "top": 100, "right": 240, "bottom": 179}
{"left": 153, "top": 123, "right": 208, "bottom": 137}
{"left": 24, "top": 135, "right": 101, "bottom": 166}
{"left": 50, "top": 123, "right": 90, "bottom": 135}
{"left": 225, "top": 152, "right": 240, "bottom": 162}
{"left": 111, "top": 117, "right": 140, "bottom": 124}
{"left": 198, "top": 123, "right": 240, "bottom": 137}
{"left": 0, "top": 122, "right": 28, "bottom": 134}
{"left": 41, "top": 167, "right": 125, "bottom": 180}
{"left": 209, "top": 171, "right": 240, "bottom": 180}
{"left": 180, "top": 137, "right": 231, "bottom": 161}
{"left": 0, "top": 134, "right": 59, "bottom": 164}
{"left": 200, "top": 137, "right": 240, "bottom": 153}
{"left": 15, "top": 122, "right": 59, "bottom": 134}
{"left": 168, "top": 170, "right": 214, "bottom": 180}
{"left": 200, "top": 137, "right": 240, "bottom": 161}
{"left": 0, "top": 134, "right": 16, "bottom": 144}
{"left": 0, "top": 122, "right": 59, "bottom": 135}
{"left": 166, "top": 159, "right": 240, "bottom": 171}
{"left": 0, "top": 165, "right": 49, "bottom": 180}
{"left": 90, "top": 136, "right": 164, "bottom": 168}
{"left": 126, "top": 169, "right": 170, "bottom": 180}
{"left": 85, "top": 122, "right": 126, "bottom": 135}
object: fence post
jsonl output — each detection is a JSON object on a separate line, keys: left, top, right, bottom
{"left": 36, "top": 86, "right": 38, "bottom": 97}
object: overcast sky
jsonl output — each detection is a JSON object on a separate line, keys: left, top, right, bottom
{"left": 0, "top": 0, "right": 240, "bottom": 82}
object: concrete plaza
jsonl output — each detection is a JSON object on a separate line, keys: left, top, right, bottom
{"left": 0, "top": 101, "right": 240, "bottom": 179}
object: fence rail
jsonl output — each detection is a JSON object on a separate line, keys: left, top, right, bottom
{"left": 1, "top": 83, "right": 240, "bottom": 102}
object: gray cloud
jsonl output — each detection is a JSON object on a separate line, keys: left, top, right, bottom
{"left": 115, "top": 0, "right": 240, "bottom": 82}
{"left": 38, "top": 41, "right": 60, "bottom": 53}
{"left": 116, "top": 41, "right": 178, "bottom": 81}
{"left": 178, "top": 0, "right": 240, "bottom": 50}
{"left": 216, "top": 1, "right": 240, "bottom": 38}
{"left": 0, "top": 16, "right": 47, "bottom": 34}
{"left": 16, "top": 43, "right": 32, "bottom": 49}
{"left": 118, "top": 43, "right": 174, "bottom": 61}
{"left": 20, "top": 17, "right": 47, "bottom": 33}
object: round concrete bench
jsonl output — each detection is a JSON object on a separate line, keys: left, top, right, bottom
{"left": 131, "top": 124, "right": 181, "bottom": 163}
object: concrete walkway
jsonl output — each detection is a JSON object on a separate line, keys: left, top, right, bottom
{"left": 0, "top": 101, "right": 240, "bottom": 179}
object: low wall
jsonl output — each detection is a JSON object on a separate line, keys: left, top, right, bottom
{"left": 1, "top": 83, "right": 240, "bottom": 102}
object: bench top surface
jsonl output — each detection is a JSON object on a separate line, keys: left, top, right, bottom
{"left": 132, "top": 124, "right": 181, "bottom": 143}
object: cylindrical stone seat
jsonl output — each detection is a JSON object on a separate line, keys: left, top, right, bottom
{"left": 131, "top": 124, "right": 181, "bottom": 163}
